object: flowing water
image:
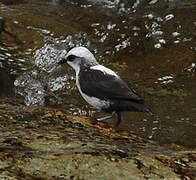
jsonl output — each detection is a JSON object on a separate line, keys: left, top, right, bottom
{"left": 0, "top": 0, "right": 195, "bottom": 147}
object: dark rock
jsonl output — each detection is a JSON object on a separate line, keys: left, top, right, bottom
{"left": 0, "top": 17, "right": 5, "bottom": 34}
{"left": 0, "top": 67, "right": 15, "bottom": 95}
{"left": 1, "top": 0, "right": 26, "bottom": 5}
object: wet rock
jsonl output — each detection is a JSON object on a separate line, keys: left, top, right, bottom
{"left": 0, "top": 67, "right": 14, "bottom": 95}
{"left": 0, "top": 98, "right": 195, "bottom": 180}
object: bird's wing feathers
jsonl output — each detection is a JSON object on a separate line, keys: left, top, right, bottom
{"left": 79, "top": 67, "right": 144, "bottom": 103}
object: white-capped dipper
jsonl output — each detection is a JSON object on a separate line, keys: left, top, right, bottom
{"left": 58, "top": 46, "right": 153, "bottom": 125}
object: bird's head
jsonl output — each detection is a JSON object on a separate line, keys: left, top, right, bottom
{"left": 58, "top": 46, "right": 98, "bottom": 72}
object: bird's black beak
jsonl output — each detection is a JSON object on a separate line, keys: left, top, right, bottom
{"left": 58, "top": 58, "right": 67, "bottom": 65}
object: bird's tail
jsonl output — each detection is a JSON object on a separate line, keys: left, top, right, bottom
{"left": 126, "top": 101, "right": 154, "bottom": 116}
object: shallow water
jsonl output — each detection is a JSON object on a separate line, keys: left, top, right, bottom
{"left": 0, "top": 0, "right": 195, "bottom": 147}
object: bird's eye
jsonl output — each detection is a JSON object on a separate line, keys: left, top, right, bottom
{"left": 67, "top": 55, "right": 77, "bottom": 62}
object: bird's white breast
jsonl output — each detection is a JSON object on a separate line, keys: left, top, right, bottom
{"left": 79, "top": 91, "right": 110, "bottom": 110}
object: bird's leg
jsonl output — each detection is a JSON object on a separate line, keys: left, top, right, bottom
{"left": 116, "top": 111, "right": 122, "bottom": 126}
{"left": 95, "top": 112, "right": 115, "bottom": 122}
{"left": 97, "top": 115, "right": 112, "bottom": 121}
{"left": 88, "top": 109, "right": 98, "bottom": 124}
{"left": 88, "top": 109, "right": 94, "bottom": 117}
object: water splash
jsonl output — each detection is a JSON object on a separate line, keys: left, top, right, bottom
{"left": 14, "top": 32, "right": 93, "bottom": 107}
{"left": 14, "top": 70, "right": 46, "bottom": 106}
{"left": 47, "top": 76, "right": 68, "bottom": 92}
{"left": 185, "top": 63, "right": 195, "bottom": 73}
{"left": 157, "top": 75, "right": 174, "bottom": 84}
{"left": 34, "top": 43, "right": 67, "bottom": 73}
{"left": 14, "top": 40, "right": 68, "bottom": 106}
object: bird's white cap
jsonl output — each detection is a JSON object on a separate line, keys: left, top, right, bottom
{"left": 66, "top": 47, "right": 97, "bottom": 63}
{"left": 64, "top": 46, "right": 98, "bottom": 72}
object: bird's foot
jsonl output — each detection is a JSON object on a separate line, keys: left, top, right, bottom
{"left": 90, "top": 117, "right": 98, "bottom": 125}
{"left": 96, "top": 115, "right": 113, "bottom": 122}
{"left": 90, "top": 115, "right": 113, "bottom": 125}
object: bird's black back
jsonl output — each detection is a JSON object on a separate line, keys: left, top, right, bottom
{"left": 78, "top": 66, "right": 153, "bottom": 115}
{"left": 79, "top": 66, "right": 144, "bottom": 103}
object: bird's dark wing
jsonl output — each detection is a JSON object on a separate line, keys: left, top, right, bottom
{"left": 79, "top": 68, "right": 144, "bottom": 103}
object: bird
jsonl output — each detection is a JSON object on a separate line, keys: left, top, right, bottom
{"left": 58, "top": 46, "right": 153, "bottom": 125}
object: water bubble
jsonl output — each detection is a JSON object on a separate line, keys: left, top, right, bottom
{"left": 154, "top": 43, "right": 161, "bottom": 49}
{"left": 186, "top": 63, "right": 195, "bottom": 72}
{"left": 115, "top": 39, "right": 130, "bottom": 51}
{"left": 172, "top": 32, "right": 180, "bottom": 37}
{"left": 107, "top": 23, "right": 116, "bottom": 30}
{"left": 157, "top": 75, "right": 174, "bottom": 84}
{"left": 149, "top": 0, "right": 158, "bottom": 5}
{"left": 174, "top": 40, "right": 180, "bottom": 43}
{"left": 145, "top": 14, "right": 154, "bottom": 19}
{"left": 159, "top": 39, "right": 166, "bottom": 44}
{"left": 165, "top": 14, "right": 174, "bottom": 21}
